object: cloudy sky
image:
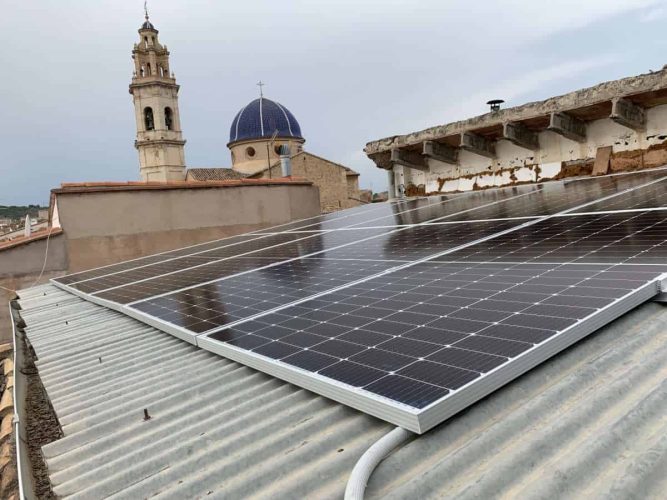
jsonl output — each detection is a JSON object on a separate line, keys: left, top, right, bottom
{"left": 1, "top": 0, "right": 667, "bottom": 205}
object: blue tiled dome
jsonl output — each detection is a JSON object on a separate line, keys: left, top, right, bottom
{"left": 229, "top": 97, "right": 303, "bottom": 145}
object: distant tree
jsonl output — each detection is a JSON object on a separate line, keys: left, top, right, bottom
{"left": 0, "top": 205, "right": 47, "bottom": 220}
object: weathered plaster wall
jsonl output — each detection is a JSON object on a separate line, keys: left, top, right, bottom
{"left": 0, "top": 235, "right": 67, "bottom": 279}
{"left": 395, "top": 104, "right": 667, "bottom": 195}
{"left": 0, "top": 183, "right": 319, "bottom": 339}
{"left": 54, "top": 184, "right": 320, "bottom": 270}
{"left": 366, "top": 67, "right": 667, "bottom": 156}
{"left": 0, "top": 235, "right": 67, "bottom": 342}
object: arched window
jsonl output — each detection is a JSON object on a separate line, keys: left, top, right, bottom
{"left": 144, "top": 36, "right": 148, "bottom": 49}
{"left": 144, "top": 107, "right": 154, "bottom": 131}
{"left": 140, "top": 65, "right": 145, "bottom": 77}
{"left": 159, "top": 66, "right": 164, "bottom": 77}
{"left": 146, "top": 63, "right": 151, "bottom": 76}
{"left": 164, "top": 107, "right": 173, "bottom": 130}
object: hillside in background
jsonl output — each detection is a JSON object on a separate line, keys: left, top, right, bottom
{"left": 0, "top": 205, "right": 46, "bottom": 220}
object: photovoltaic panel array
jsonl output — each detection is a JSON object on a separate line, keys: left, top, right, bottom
{"left": 51, "top": 168, "right": 667, "bottom": 432}
{"left": 54, "top": 170, "right": 666, "bottom": 304}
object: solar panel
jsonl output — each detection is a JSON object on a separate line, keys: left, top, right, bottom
{"left": 199, "top": 211, "right": 667, "bottom": 432}
{"left": 55, "top": 172, "right": 666, "bottom": 307}
{"left": 49, "top": 168, "right": 667, "bottom": 432}
{"left": 53, "top": 194, "right": 474, "bottom": 287}
{"left": 53, "top": 233, "right": 272, "bottom": 285}
{"left": 66, "top": 228, "right": 391, "bottom": 294}
{"left": 438, "top": 211, "right": 667, "bottom": 264}
{"left": 121, "top": 221, "right": 521, "bottom": 331}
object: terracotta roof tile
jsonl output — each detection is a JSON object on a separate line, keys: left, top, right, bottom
{"left": 53, "top": 177, "right": 312, "bottom": 194}
{"left": 0, "top": 227, "right": 62, "bottom": 252}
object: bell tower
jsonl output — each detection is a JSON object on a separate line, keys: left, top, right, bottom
{"left": 129, "top": 8, "right": 186, "bottom": 181}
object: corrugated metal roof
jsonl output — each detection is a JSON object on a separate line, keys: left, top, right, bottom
{"left": 16, "top": 284, "right": 667, "bottom": 499}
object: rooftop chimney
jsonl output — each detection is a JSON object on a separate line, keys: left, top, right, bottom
{"left": 24, "top": 215, "right": 31, "bottom": 238}
{"left": 487, "top": 99, "right": 504, "bottom": 112}
{"left": 279, "top": 144, "right": 291, "bottom": 177}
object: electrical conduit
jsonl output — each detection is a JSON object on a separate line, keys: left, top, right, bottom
{"left": 344, "top": 427, "right": 413, "bottom": 500}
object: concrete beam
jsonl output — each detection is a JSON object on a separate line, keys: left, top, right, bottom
{"left": 460, "top": 132, "right": 495, "bottom": 159}
{"left": 390, "top": 148, "right": 429, "bottom": 172}
{"left": 422, "top": 141, "right": 458, "bottom": 164}
{"left": 503, "top": 122, "right": 539, "bottom": 150}
{"left": 548, "top": 112, "right": 586, "bottom": 143}
{"left": 611, "top": 97, "right": 646, "bottom": 131}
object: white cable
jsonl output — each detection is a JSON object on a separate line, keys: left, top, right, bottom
{"left": 344, "top": 427, "right": 413, "bottom": 500}
{"left": 29, "top": 226, "right": 54, "bottom": 288}
{"left": 0, "top": 225, "right": 55, "bottom": 294}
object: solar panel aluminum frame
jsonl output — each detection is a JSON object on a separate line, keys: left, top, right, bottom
{"left": 199, "top": 277, "right": 661, "bottom": 433}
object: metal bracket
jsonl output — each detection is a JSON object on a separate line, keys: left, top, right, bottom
{"left": 653, "top": 273, "right": 667, "bottom": 303}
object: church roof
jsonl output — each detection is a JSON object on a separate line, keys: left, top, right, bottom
{"left": 247, "top": 151, "right": 360, "bottom": 177}
{"left": 186, "top": 168, "right": 248, "bottom": 181}
{"left": 229, "top": 97, "right": 303, "bottom": 145}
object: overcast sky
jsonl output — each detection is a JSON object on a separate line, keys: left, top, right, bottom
{"left": 1, "top": 0, "right": 667, "bottom": 205}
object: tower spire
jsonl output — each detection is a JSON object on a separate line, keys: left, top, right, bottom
{"left": 130, "top": 7, "right": 187, "bottom": 181}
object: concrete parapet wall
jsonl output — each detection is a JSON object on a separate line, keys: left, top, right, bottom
{"left": 0, "top": 181, "right": 320, "bottom": 341}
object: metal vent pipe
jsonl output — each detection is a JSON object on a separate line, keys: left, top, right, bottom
{"left": 279, "top": 144, "right": 291, "bottom": 177}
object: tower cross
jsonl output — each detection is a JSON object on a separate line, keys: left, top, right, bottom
{"left": 144, "top": 1, "right": 149, "bottom": 20}
{"left": 257, "top": 81, "right": 265, "bottom": 98}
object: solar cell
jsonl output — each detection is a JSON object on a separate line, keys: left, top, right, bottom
{"left": 251, "top": 192, "right": 473, "bottom": 232}
{"left": 126, "top": 258, "right": 395, "bottom": 331}
{"left": 571, "top": 175, "right": 667, "bottom": 213}
{"left": 438, "top": 211, "right": 667, "bottom": 264}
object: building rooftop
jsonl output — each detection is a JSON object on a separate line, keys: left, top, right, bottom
{"left": 0, "top": 227, "right": 61, "bottom": 252}
{"left": 14, "top": 283, "right": 667, "bottom": 498}
{"left": 249, "top": 151, "right": 360, "bottom": 178}
{"left": 51, "top": 178, "right": 312, "bottom": 195}
{"left": 186, "top": 168, "right": 249, "bottom": 182}
{"left": 365, "top": 66, "right": 667, "bottom": 169}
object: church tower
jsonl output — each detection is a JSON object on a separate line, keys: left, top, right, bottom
{"left": 129, "top": 9, "right": 186, "bottom": 181}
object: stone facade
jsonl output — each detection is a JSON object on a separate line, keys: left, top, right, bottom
{"left": 129, "top": 16, "right": 187, "bottom": 182}
{"left": 251, "top": 152, "right": 361, "bottom": 212}
{"left": 366, "top": 67, "right": 667, "bottom": 197}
